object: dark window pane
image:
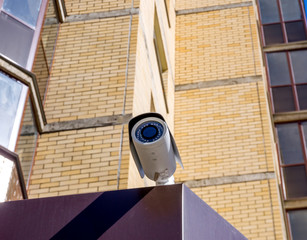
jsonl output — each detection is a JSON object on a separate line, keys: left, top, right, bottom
{"left": 286, "top": 21, "right": 307, "bottom": 42}
{"left": 272, "top": 87, "right": 296, "bottom": 112}
{"left": 258, "top": 0, "right": 280, "bottom": 24}
{"left": 267, "top": 52, "right": 291, "bottom": 86}
{"left": 290, "top": 50, "right": 307, "bottom": 84}
{"left": 263, "top": 24, "right": 284, "bottom": 45}
{"left": 288, "top": 209, "right": 307, "bottom": 240}
{"left": 297, "top": 85, "right": 307, "bottom": 110}
{"left": 0, "top": 12, "right": 34, "bottom": 67}
{"left": 276, "top": 123, "right": 305, "bottom": 164}
{"left": 3, "top": 0, "right": 42, "bottom": 27}
{"left": 280, "top": 0, "right": 302, "bottom": 21}
{"left": 283, "top": 166, "right": 307, "bottom": 198}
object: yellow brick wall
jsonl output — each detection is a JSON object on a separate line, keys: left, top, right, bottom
{"left": 43, "top": 16, "right": 138, "bottom": 122}
{"left": 64, "top": 0, "right": 134, "bottom": 15}
{"left": 174, "top": 82, "right": 274, "bottom": 181}
{"left": 176, "top": 0, "right": 251, "bottom": 11}
{"left": 176, "top": 6, "right": 261, "bottom": 85}
{"left": 192, "top": 179, "right": 283, "bottom": 239}
{"left": 174, "top": 1, "right": 283, "bottom": 239}
{"left": 28, "top": 125, "right": 130, "bottom": 198}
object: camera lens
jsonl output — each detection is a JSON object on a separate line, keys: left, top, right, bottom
{"left": 141, "top": 125, "right": 158, "bottom": 139}
{"left": 135, "top": 120, "right": 164, "bottom": 143}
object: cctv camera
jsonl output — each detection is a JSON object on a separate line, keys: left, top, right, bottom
{"left": 128, "top": 113, "right": 183, "bottom": 185}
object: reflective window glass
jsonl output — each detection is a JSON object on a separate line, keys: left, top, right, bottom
{"left": 0, "top": 12, "right": 34, "bottom": 67}
{"left": 290, "top": 50, "right": 307, "bottom": 84}
{"left": 280, "top": 0, "right": 302, "bottom": 21}
{"left": 283, "top": 166, "right": 307, "bottom": 198}
{"left": 267, "top": 52, "right": 291, "bottom": 86}
{"left": 288, "top": 209, "right": 307, "bottom": 240}
{"left": 285, "top": 21, "right": 307, "bottom": 42}
{"left": 3, "top": 0, "right": 42, "bottom": 27}
{"left": 276, "top": 123, "right": 305, "bottom": 164}
{"left": 272, "top": 87, "right": 296, "bottom": 112}
{"left": 258, "top": 0, "right": 280, "bottom": 24}
{"left": 0, "top": 72, "right": 27, "bottom": 151}
{"left": 297, "top": 85, "right": 307, "bottom": 110}
{"left": 263, "top": 24, "right": 284, "bottom": 45}
{"left": 0, "top": 73, "right": 23, "bottom": 148}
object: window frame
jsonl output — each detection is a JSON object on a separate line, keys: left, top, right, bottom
{"left": 265, "top": 50, "right": 307, "bottom": 113}
{"left": 0, "top": 0, "right": 48, "bottom": 70}
{"left": 275, "top": 121, "right": 307, "bottom": 199}
{"left": 257, "top": 0, "right": 307, "bottom": 46}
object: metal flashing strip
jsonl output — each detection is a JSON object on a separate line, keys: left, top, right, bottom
{"left": 0, "top": 55, "right": 46, "bottom": 132}
{"left": 65, "top": 8, "right": 139, "bottom": 23}
{"left": 184, "top": 172, "right": 275, "bottom": 188}
{"left": 263, "top": 41, "right": 307, "bottom": 53}
{"left": 43, "top": 114, "right": 132, "bottom": 133}
{"left": 176, "top": 1, "right": 253, "bottom": 16}
{"left": 175, "top": 75, "right": 262, "bottom": 91}
{"left": 273, "top": 110, "right": 307, "bottom": 123}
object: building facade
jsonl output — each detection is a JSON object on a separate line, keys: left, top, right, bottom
{"left": 0, "top": 0, "right": 307, "bottom": 239}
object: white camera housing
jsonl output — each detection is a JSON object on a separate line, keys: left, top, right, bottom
{"left": 129, "top": 113, "right": 183, "bottom": 185}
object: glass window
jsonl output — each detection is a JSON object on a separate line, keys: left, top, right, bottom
{"left": 258, "top": 0, "right": 280, "bottom": 24}
{"left": 266, "top": 50, "right": 307, "bottom": 113}
{"left": 0, "top": 72, "right": 28, "bottom": 151}
{"left": 297, "top": 85, "right": 307, "bottom": 110}
{"left": 276, "top": 123, "right": 305, "bottom": 164}
{"left": 3, "top": 0, "right": 42, "bottom": 27}
{"left": 288, "top": 209, "right": 307, "bottom": 240}
{"left": 290, "top": 50, "right": 307, "bottom": 84}
{"left": 267, "top": 52, "right": 291, "bottom": 86}
{"left": 257, "top": 0, "right": 307, "bottom": 45}
{"left": 263, "top": 24, "right": 284, "bottom": 45}
{"left": 283, "top": 166, "right": 307, "bottom": 198}
{"left": 280, "top": 0, "right": 302, "bottom": 21}
{"left": 0, "top": 12, "right": 34, "bottom": 68}
{"left": 272, "top": 87, "right": 296, "bottom": 112}
{"left": 285, "top": 21, "right": 307, "bottom": 42}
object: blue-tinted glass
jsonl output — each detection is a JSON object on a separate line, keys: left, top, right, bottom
{"left": 142, "top": 126, "right": 157, "bottom": 139}
{"left": 258, "top": 0, "right": 280, "bottom": 24}
{"left": 280, "top": 0, "right": 302, "bottom": 21}
{"left": 290, "top": 50, "right": 307, "bottom": 84}
{"left": 289, "top": 209, "right": 307, "bottom": 240}
{"left": 0, "top": 72, "right": 23, "bottom": 148}
{"left": 3, "top": 0, "right": 42, "bottom": 27}
{"left": 276, "top": 123, "right": 305, "bottom": 164}
{"left": 267, "top": 52, "right": 291, "bottom": 86}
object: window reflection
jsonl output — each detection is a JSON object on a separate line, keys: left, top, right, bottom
{"left": 3, "top": 0, "right": 42, "bottom": 27}
{"left": 0, "top": 72, "right": 27, "bottom": 151}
